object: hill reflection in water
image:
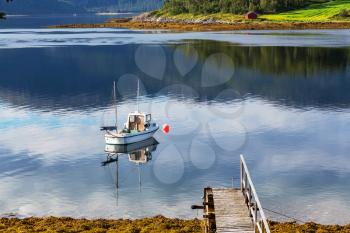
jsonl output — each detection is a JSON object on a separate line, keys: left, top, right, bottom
{"left": 0, "top": 42, "right": 349, "bottom": 111}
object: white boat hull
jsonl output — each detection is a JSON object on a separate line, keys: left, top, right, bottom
{"left": 105, "top": 137, "right": 159, "bottom": 154}
{"left": 105, "top": 126, "right": 159, "bottom": 145}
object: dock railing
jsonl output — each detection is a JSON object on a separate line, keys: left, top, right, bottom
{"left": 240, "top": 154, "right": 271, "bottom": 233}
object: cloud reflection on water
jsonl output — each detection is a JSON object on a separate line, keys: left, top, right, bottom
{"left": 0, "top": 29, "right": 350, "bottom": 48}
{"left": 1, "top": 97, "right": 350, "bottom": 223}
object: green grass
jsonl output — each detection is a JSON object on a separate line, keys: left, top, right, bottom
{"left": 261, "top": 0, "right": 350, "bottom": 21}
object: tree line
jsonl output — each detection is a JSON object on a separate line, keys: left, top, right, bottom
{"left": 162, "top": 0, "right": 313, "bottom": 14}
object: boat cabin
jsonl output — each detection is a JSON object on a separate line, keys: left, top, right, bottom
{"left": 125, "top": 112, "right": 152, "bottom": 132}
{"left": 128, "top": 149, "right": 151, "bottom": 164}
{"left": 128, "top": 143, "right": 157, "bottom": 164}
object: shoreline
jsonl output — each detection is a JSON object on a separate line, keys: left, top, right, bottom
{"left": 1, "top": 216, "right": 350, "bottom": 232}
{"left": 49, "top": 14, "right": 350, "bottom": 31}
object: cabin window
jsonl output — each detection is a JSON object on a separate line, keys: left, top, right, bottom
{"left": 128, "top": 115, "right": 145, "bottom": 131}
{"left": 146, "top": 114, "right": 151, "bottom": 122}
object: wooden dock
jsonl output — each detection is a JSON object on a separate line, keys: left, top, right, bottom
{"left": 196, "top": 155, "right": 271, "bottom": 233}
{"left": 213, "top": 188, "right": 254, "bottom": 233}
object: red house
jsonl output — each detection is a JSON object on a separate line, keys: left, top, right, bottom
{"left": 245, "top": 11, "right": 258, "bottom": 20}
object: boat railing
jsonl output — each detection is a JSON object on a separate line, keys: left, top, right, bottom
{"left": 240, "top": 154, "right": 271, "bottom": 233}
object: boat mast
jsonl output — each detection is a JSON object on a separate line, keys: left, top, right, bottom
{"left": 113, "top": 81, "right": 118, "bottom": 130}
{"left": 137, "top": 79, "right": 140, "bottom": 112}
{"left": 138, "top": 164, "right": 141, "bottom": 192}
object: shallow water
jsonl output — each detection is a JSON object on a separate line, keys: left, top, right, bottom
{"left": 0, "top": 17, "right": 350, "bottom": 224}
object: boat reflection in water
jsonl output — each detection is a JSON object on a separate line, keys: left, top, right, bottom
{"left": 102, "top": 137, "right": 159, "bottom": 194}
{"left": 104, "top": 137, "right": 159, "bottom": 159}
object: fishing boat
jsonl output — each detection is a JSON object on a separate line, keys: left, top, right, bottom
{"left": 101, "top": 80, "right": 159, "bottom": 145}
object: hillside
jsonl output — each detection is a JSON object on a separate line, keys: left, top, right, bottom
{"left": 262, "top": 0, "right": 350, "bottom": 21}
{"left": 0, "top": 0, "right": 163, "bottom": 14}
{"left": 152, "top": 0, "right": 350, "bottom": 23}
{"left": 52, "top": 0, "right": 350, "bottom": 30}
{"left": 0, "top": 0, "right": 80, "bottom": 14}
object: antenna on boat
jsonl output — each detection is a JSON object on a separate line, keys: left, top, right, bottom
{"left": 137, "top": 79, "right": 140, "bottom": 113}
{"left": 113, "top": 81, "right": 118, "bottom": 131}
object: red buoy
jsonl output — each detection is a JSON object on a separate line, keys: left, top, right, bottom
{"left": 162, "top": 124, "right": 170, "bottom": 134}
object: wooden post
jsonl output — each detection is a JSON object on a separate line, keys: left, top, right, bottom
{"left": 249, "top": 185, "right": 252, "bottom": 203}
{"left": 203, "top": 187, "right": 216, "bottom": 233}
{"left": 254, "top": 202, "right": 258, "bottom": 231}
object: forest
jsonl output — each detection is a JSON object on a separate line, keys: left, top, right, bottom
{"left": 162, "top": 0, "right": 321, "bottom": 14}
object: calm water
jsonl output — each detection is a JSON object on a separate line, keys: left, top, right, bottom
{"left": 1, "top": 17, "right": 350, "bottom": 224}
{"left": 0, "top": 14, "right": 136, "bottom": 29}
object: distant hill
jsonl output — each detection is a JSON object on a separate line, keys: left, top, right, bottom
{"left": 0, "top": 0, "right": 79, "bottom": 14}
{"left": 0, "top": 0, "right": 163, "bottom": 14}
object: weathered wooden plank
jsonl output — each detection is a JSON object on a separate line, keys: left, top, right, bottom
{"left": 213, "top": 188, "right": 254, "bottom": 233}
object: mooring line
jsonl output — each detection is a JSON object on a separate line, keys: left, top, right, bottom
{"left": 262, "top": 207, "right": 307, "bottom": 223}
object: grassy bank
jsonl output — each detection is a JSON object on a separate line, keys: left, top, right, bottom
{"left": 152, "top": 0, "right": 350, "bottom": 23}
{"left": 52, "top": 19, "right": 350, "bottom": 31}
{"left": 262, "top": 0, "right": 350, "bottom": 21}
{"left": 1, "top": 217, "right": 350, "bottom": 232}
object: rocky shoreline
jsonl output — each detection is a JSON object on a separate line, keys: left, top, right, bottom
{"left": 50, "top": 12, "right": 350, "bottom": 31}
{"left": 131, "top": 12, "right": 233, "bottom": 24}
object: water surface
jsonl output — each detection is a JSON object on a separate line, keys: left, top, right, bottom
{"left": 0, "top": 13, "right": 136, "bottom": 29}
{"left": 0, "top": 18, "right": 350, "bottom": 224}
